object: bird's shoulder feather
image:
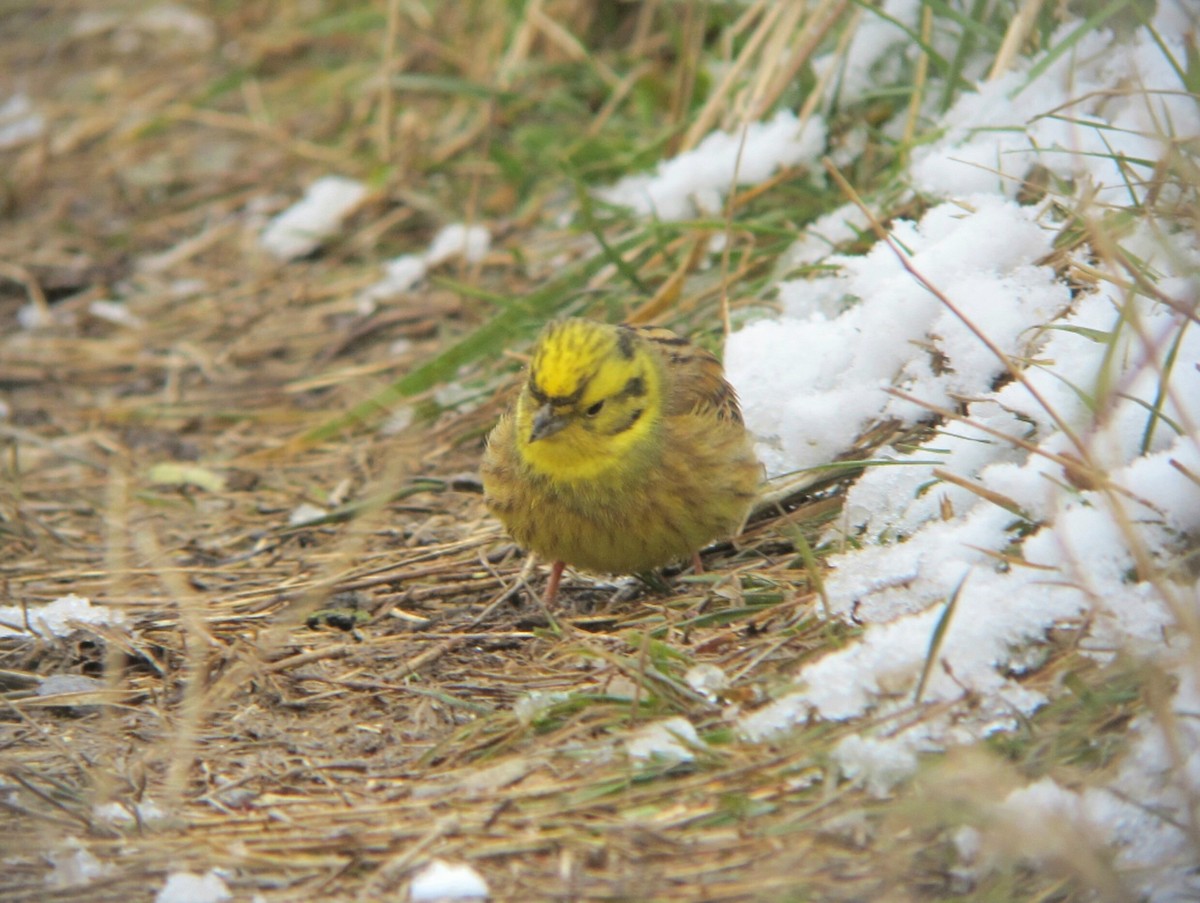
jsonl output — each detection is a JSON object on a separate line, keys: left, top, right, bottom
{"left": 628, "top": 325, "right": 743, "bottom": 424}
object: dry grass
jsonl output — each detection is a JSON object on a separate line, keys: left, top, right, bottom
{"left": 0, "top": 3, "right": 1188, "bottom": 901}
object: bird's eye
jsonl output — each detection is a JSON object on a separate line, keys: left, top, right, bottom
{"left": 584, "top": 400, "right": 605, "bottom": 417}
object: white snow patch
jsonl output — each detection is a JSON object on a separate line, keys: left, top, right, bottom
{"left": 684, "top": 663, "right": 729, "bottom": 701}
{"left": 45, "top": 840, "right": 112, "bottom": 889}
{"left": 596, "top": 110, "right": 826, "bottom": 221}
{"left": 155, "top": 870, "right": 231, "bottom": 903}
{"left": 409, "top": 859, "right": 489, "bottom": 901}
{"left": 833, "top": 734, "right": 919, "bottom": 797}
{"left": 380, "top": 405, "right": 416, "bottom": 436}
{"left": 513, "top": 691, "right": 571, "bottom": 725}
{"left": 260, "top": 175, "right": 368, "bottom": 261}
{"left": 720, "top": 11, "right": 1199, "bottom": 896}
{"left": 0, "top": 93, "right": 45, "bottom": 149}
{"left": 359, "top": 255, "right": 428, "bottom": 311}
{"left": 93, "top": 797, "right": 168, "bottom": 826}
{"left": 88, "top": 299, "right": 145, "bottom": 329}
{"left": 811, "top": 0, "right": 930, "bottom": 106}
{"left": 74, "top": 5, "right": 217, "bottom": 51}
{"left": 17, "top": 301, "right": 56, "bottom": 330}
{"left": 625, "top": 717, "right": 703, "bottom": 763}
{"left": 287, "top": 503, "right": 328, "bottom": 527}
{"left": 357, "top": 223, "right": 492, "bottom": 309}
{"left": 425, "top": 223, "right": 491, "bottom": 266}
{"left": 728, "top": 195, "right": 1067, "bottom": 476}
{"left": 129, "top": 4, "right": 217, "bottom": 48}
{"left": 781, "top": 202, "right": 872, "bottom": 270}
{"left": 0, "top": 594, "right": 125, "bottom": 638}
{"left": 910, "top": 15, "right": 1200, "bottom": 204}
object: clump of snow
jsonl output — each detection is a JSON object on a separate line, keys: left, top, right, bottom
{"left": 425, "top": 224, "right": 490, "bottom": 267}
{"left": 579, "top": 5, "right": 1198, "bottom": 889}
{"left": 513, "top": 690, "right": 571, "bottom": 725}
{"left": 127, "top": 4, "right": 217, "bottom": 48}
{"left": 677, "top": 1, "right": 1200, "bottom": 889}
{"left": 833, "top": 734, "right": 919, "bottom": 798}
{"left": 1078, "top": 656, "right": 1200, "bottom": 902}
{"left": 684, "top": 663, "right": 728, "bottom": 701}
{"left": 727, "top": 194, "right": 1069, "bottom": 476}
{"left": 0, "top": 93, "right": 45, "bottom": 149}
{"left": 37, "top": 674, "right": 106, "bottom": 699}
{"left": 168, "top": 277, "right": 209, "bottom": 298}
{"left": 779, "top": 202, "right": 872, "bottom": 271}
{"left": 260, "top": 175, "right": 368, "bottom": 261}
{"left": 380, "top": 405, "right": 416, "bottom": 436}
{"left": 17, "top": 301, "right": 55, "bottom": 330}
{"left": 155, "top": 870, "right": 231, "bottom": 903}
{"left": 738, "top": 569, "right": 1069, "bottom": 737}
{"left": 88, "top": 299, "right": 144, "bottom": 329}
{"left": 409, "top": 859, "right": 489, "bottom": 901}
{"left": 730, "top": 0, "right": 1196, "bottom": 733}
{"left": 911, "top": 23, "right": 1200, "bottom": 204}
{"left": 357, "top": 223, "right": 492, "bottom": 310}
{"left": 287, "top": 503, "right": 328, "bottom": 527}
{"left": 998, "top": 776, "right": 1086, "bottom": 835}
{"left": 965, "top": 750, "right": 1200, "bottom": 901}
{"left": 625, "top": 716, "right": 702, "bottom": 763}
{"left": 433, "top": 379, "right": 479, "bottom": 409}
{"left": 74, "top": 5, "right": 218, "bottom": 52}
{"left": 359, "top": 255, "right": 428, "bottom": 310}
{"left": 596, "top": 110, "right": 826, "bottom": 220}
{"left": 811, "top": 0, "right": 987, "bottom": 109}
{"left": 45, "top": 840, "right": 112, "bottom": 889}
{"left": 94, "top": 797, "right": 168, "bottom": 826}
{"left": 0, "top": 594, "right": 125, "bottom": 638}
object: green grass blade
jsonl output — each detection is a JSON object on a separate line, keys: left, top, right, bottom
{"left": 914, "top": 570, "right": 969, "bottom": 704}
{"left": 1015, "top": 0, "right": 1138, "bottom": 96}
{"left": 298, "top": 234, "right": 645, "bottom": 445}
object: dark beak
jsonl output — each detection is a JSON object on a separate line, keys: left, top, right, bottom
{"left": 529, "top": 403, "right": 568, "bottom": 442}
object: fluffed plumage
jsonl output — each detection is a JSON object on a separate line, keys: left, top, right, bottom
{"left": 481, "top": 318, "right": 760, "bottom": 602}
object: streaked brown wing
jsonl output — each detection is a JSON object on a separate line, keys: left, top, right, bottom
{"left": 631, "top": 324, "right": 744, "bottom": 424}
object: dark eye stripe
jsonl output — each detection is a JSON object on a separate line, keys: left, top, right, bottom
{"left": 608, "top": 408, "right": 644, "bottom": 435}
{"left": 620, "top": 375, "right": 645, "bottom": 398}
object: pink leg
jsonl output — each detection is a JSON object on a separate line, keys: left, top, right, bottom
{"left": 692, "top": 552, "right": 704, "bottom": 574}
{"left": 545, "top": 560, "right": 565, "bottom": 606}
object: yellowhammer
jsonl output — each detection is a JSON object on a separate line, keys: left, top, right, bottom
{"left": 481, "top": 318, "right": 760, "bottom": 604}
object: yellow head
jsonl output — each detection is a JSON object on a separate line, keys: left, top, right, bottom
{"left": 515, "top": 319, "right": 663, "bottom": 481}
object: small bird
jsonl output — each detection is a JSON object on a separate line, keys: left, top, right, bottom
{"left": 481, "top": 317, "right": 760, "bottom": 604}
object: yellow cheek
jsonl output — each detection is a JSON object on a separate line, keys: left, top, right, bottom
{"left": 520, "top": 426, "right": 613, "bottom": 480}
{"left": 518, "top": 414, "right": 658, "bottom": 482}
